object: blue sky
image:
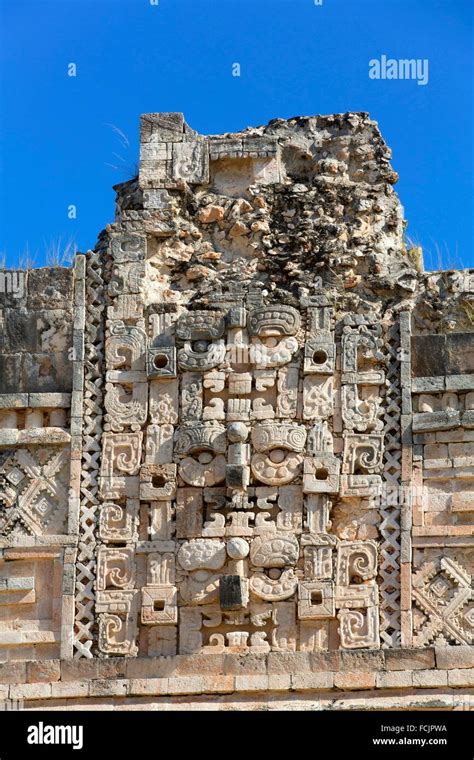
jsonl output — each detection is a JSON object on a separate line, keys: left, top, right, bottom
{"left": 0, "top": 0, "right": 472, "bottom": 270}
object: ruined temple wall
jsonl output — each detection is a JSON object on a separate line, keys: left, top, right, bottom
{"left": 0, "top": 263, "right": 83, "bottom": 662}
{"left": 0, "top": 113, "right": 473, "bottom": 709}
{"left": 408, "top": 271, "right": 474, "bottom": 651}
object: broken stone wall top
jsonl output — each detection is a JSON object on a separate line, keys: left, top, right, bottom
{"left": 114, "top": 111, "right": 413, "bottom": 307}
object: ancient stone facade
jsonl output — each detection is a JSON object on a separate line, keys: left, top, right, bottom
{"left": 0, "top": 112, "right": 473, "bottom": 709}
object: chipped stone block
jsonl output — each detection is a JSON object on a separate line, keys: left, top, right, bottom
{"left": 412, "top": 410, "right": 460, "bottom": 432}
{"left": 0, "top": 393, "right": 28, "bottom": 409}
{"left": 140, "top": 112, "right": 184, "bottom": 143}
{"left": 173, "top": 141, "right": 209, "bottom": 185}
{"left": 219, "top": 575, "right": 248, "bottom": 611}
{"left": 27, "top": 268, "right": 74, "bottom": 310}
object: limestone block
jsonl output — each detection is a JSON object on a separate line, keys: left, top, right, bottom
{"left": 110, "top": 234, "right": 146, "bottom": 264}
{"left": 303, "top": 455, "right": 340, "bottom": 494}
{"left": 334, "top": 671, "right": 376, "bottom": 690}
{"left": 413, "top": 410, "right": 461, "bottom": 432}
{"left": 27, "top": 268, "right": 74, "bottom": 310}
{"left": 139, "top": 463, "right": 177, "bottom": 501}
{"left": 435, "top": 645, "right": 474, "bottom": 669}
{"left": 141, "top": 585, "right": 178, "bottom": 625}
{"left": 172, "top": 141, "right": 209, "bottom": 185}
{"left": 412, "top": 669, "right": 448, "bottom": 688}
{"left": 291, "top": 672, "right": 334, "bottom": 690}
{"left": 147, "top": 346, "right": 177, "bottom": 379}
{"left": 140, "top": 112, "right": 184, "bottom": 143}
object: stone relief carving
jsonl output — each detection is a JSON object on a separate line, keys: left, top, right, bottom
{"left": 0, "top": 447, "right": 70, "bottom": 535}
{"left": 91, "top": 296, "right": 392, "bottom": 654}
{"left": 4, "top": 113, "right": 471, "bottom": 678}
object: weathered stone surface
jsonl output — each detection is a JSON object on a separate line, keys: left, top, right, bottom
{"left": 0, "top": 111, "right": 473, "bottom": 710}
{"left": 447, "top": 669, "right": 474, "bottom": 687}
{"left": 376, "top": 671, "right": 414, "bottom": 689}
{"left": 128, "top": 678, "right": 170, "bottom": 696}
{"left": 412, "top": 670, "right": 448, "bottom": 688}
{"left": 27, "top": 268, "right": 74, "bottom": 309}
{"left": 435, "top": 646, "right": 474, "bottom": 670}
{"left": 234, "top": 675, "right": 269, "bottom": 692}
{"left": 9, "top": 682, "right": 52, "bottom": 700}
{"left": 27, "top": 660, "right": 61, "bottom": 683}
{"left": 291, "top": 672, "right": 334, "bottom": 690}
{"left": 224, "top": 654, "right": 267, "bottom": 675}
{"left": 0, "top": 661, "right": 27, "bottom": 684}
{"left": 385, "top": 649, "right": 436, "bottom": 671}
{"left": 51, "top": 681, "right": 90, "bottom": 698}
{"left": 61, "top": 659, "right": 100, "bottom": 682}
{"left": 412, "top": 334, "right": 474, "bottom": 377}
{"left": 339, "top": 651, "right": 385, "bottom": 672}
{"left": 334, "top": 672, "right": 376, "bottom": 690}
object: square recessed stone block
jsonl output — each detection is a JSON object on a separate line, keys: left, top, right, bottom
{"left": 298, "top": 580, "right": 335, "bottom": 620}
{"left": 147, "top": 346, "right": 177, "bottom": 379}
{"left": 141, "top": 585, "right": 177, "bottom": 625}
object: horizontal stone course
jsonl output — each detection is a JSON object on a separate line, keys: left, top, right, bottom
{"left": 27, "top": 660, "right": 61, "bottom": 683}
{"left": 89, "top": 679, "right": 128, "bottom": 697}
{"left": 1, "top": 661, "right": 474, "bottom": 704}
{"left": 51, "top": 681, "right": 90, "bottom": 698}
{"left": 267, "top": 652, "right": 311, "bottom": 674}
{"left": 9, "top": 682, "right": 52, "bottom": 700}
{"left": 224, "top": 654, "right": 267, "bottom": 675}
{"left": 0, "top": 661, "right": 27, "bottom": 684}
{"left": 234, "top": 675, "right": 270, "bottom": 692}
{"left": 2, "top": 647, "right": 473, "bottom": 691}
{"left": 128, "top": 678, "right": 170, "bottom": 696}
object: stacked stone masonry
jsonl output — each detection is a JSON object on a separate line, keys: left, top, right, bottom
{"left": 0, "top": 112, "right": 473, "bottom": 709}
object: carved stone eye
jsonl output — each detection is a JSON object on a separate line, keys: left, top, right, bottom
{"left": 153, "top": 353, "right": 169, "bottom": 369}
{"left": 264, "top": 337, "right": 278, "bottom": 348}
{"left": 312, "top": 349, "right": 327, "bottom": 365}
{"left": 315, "top": 467, "right": 329, "bottom": 481}
{"left": 192, "top": 340, "right": 209, "bottom": 352}
{"left": 197, "top": 451, "right": 213, "bottom": 464}
{"left": 268, "top": 449, "right": 286, "bottom": 464}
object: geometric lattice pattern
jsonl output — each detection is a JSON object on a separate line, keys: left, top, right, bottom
{"left": 74, "top": 250, "right": 106, "bottom": 658}
{"left": 379, "top": 323, "right": 402, "bottom": 647}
